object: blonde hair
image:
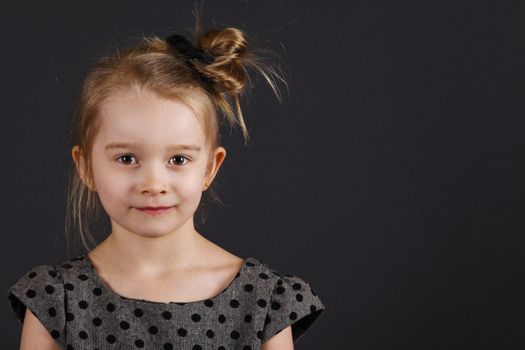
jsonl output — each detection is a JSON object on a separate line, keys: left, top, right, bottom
{"left": 65, "top": 5, "right": 287, "bottom": 255}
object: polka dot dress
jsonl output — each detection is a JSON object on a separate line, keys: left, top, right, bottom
{"left": 7, "top": 254, "right": 325, "bottom": 349}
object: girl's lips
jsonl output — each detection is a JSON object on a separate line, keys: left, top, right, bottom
{"left": 136, "top": 207, "right": 173, "bottom": 216}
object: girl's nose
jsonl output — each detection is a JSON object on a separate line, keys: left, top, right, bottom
{"left": 139, "top": 161, "right": 170, "bottom": 194}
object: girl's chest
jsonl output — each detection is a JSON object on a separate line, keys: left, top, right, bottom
{"left": 62, "top": 290, "right": 263, "bottom": 350}
{"left": 97, "top": 269, "right": 233, "bottom": 304}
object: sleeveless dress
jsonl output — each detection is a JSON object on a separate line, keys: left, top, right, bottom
{"left": 7, "top": 254, "right": 325, "bottom": 349}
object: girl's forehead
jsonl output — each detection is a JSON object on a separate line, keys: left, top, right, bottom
{"left": 96, "top": 91, "right": 206, "bottom": 145}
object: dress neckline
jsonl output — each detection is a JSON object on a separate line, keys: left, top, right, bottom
{"left": 81, "top": 253, "right": 253, "bottom": 306}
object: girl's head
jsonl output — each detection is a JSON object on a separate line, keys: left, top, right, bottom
{"left": 66, "top": 9, "right": 286, "bottom": 254}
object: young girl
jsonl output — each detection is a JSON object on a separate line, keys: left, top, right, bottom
{"left": 7, "top": 8, "right": 325, "bottom": 350}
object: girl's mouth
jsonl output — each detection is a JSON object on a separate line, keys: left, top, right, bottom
{"left": 135, "top": 207, "right": 173, "bottom": 216}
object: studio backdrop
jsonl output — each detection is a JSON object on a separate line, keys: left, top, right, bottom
{"left": 2, "top": 1, "right": 524, "bottom": 349}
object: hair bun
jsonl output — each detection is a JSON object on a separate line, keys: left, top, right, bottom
{"left": 195, "top": 28, "right": 248, "bottom": 95}
{"left": 199, "top": 28, "right": 247, "bottom": 61}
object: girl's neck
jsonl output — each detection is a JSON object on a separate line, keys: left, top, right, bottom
{"left": 89, "top": 221, "right": 211, "bottom": 276}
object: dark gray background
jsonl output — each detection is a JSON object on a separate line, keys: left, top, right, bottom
{"left": 2, "top": 0, "right": 524, "bottom": 348}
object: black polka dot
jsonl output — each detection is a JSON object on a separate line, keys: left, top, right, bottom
{"left": 276, "top": 286, "right": 286, "bottom": 294}
{"left": 177, "top": 328, "right": 187, "bottom": 337}
{"left": 162, "top": 311, "right": 172, "bottom": 320}
{"left": 271, "top": 301, "right": 281, "bottom": 310}
{"left": 218, "top": 314, "right": 226, "bottom": 323}
{"left": 192, "top": 345, "right": 202, "bottom": 350}
{"left": 230, "top": 330, "right": 240, "bottom": 339}
{"left": 204, "top": 299, "right": 214, "bottom": 307}
{"left": 93, "top": 287, "right": 102, "bottom": 296}
{"left": 229, "top": 299, "right": 240, "bottom": 308}
{"left": 120, "top": 321, "right": 130, "bottom": 330}
{"left": 48, "top": 307, "right": 57, "bottom": 317}
{"left": 257, "top": 299, "right": 267, "bottom": 308}
{"left": 257, "top": 330, "right": 264, "bottom": 339}
{"left": 107, "top": 303, "right": 116, "bottom": 312}
{"left": 258, "top": 272, "right": 269, "bottom": 279}
{"left": 163, "top": 343, "right": 174, "bottom": 350}
{"left": 218, "top": 346, "right": 226, "bottom": 350}
{"left": 28, "top": 271, "right": 37, "bottom": 278}
{"left": 66, "top": 312, "right": 75, "bottom": 322}
{"left": 244, "top": 284, "right": 254, "bottom": 292}
{"left": 106, "top": 334, "right": 117, "bottom": 343}
{"left": 149, "top": 325, "right": 158, "bottom": 334}
{"left": 246, "top": 261, "right": 255, "bottom": 267}
{"left": 292, "top": 283, "right": 302, "bottom": 290}
{"left": 79, "top": 330, "right": 88, "bottom": 339}
{"left": 135, "top": 339, "right": 145, "bottom": 348}
{"left": 65, "top": 283, "right": 75, "bottom": 291}
{"left": 93, "top": 317, "right": 102, "bottom": 326}
{"left": 26, "top": 289, "right": 36, "bottom": 298}
{"left": 289, "top": 311, "right": 298, "bottom": 320}
{"left": 206, "top": 329, "right": 214, "bottom": 338}
{"left": 50, "top": 330, "right": 61, "bottom": 339}
{"left": 134, "top": 308, "right": 143, "bottom": 317}
{"left": 243, "top": 346, "right": 252, "bottom": 350}
{"left": 244, "top": 314, "right": 252, "bottom": 323}
{"left": 79, "top": 300, "right": 89, "bottom": 309}
{"left": 78, "top": 274, "right": 89, "bottom": 281}
{"left": 191, "top": 313, "right": 201, "bottom": 322}
{"left": 296, "top": 293, "right": 303, "bottom": 302}
{"left": 45, "top": 285, "right": 54, "bottom": 294}
{"left": 62, "top": 263, "right": 73, "bottom": 269}
{"left": 49, "top": 270, "right": 58, "bottom": 278}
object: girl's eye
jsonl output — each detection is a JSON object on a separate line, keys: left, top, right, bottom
{"left": 169, "top": 155, "right": 189, "bottom": 166}
{"left": 115, "top": 155, "right": 190, "bottom": 166}
{"left": 116, "top": 155, "right": 136, "bottom": 165}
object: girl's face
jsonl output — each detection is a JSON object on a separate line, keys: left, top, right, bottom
{"left": 72, "top": 88, "right": 226, "bottom": 238}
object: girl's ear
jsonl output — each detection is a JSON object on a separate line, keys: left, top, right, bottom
{"left": 204, "top": 146, "right": 227, "bottom": 190}
{"left": 71, "top": 145, "right": 95, "bottom": 191}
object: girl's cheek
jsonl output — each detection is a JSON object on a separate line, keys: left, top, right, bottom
{"left": 93, "top": 176, "right": 129, "bottom": 214}
{"left": 175, "top": 182, "right": 203, "bottom": 205}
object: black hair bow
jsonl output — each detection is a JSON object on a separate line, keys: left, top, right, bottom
{"left": 166, "top": 34, "right": 215, "bottom": 65}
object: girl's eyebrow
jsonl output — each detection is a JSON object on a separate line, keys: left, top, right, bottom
{"left": 104, "top": 142, "right": 201, "bottom": 152}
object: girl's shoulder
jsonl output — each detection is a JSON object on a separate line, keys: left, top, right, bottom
{"left": 243, "top": 256, "right": 326, "bottom": 344}
{"left": 246, "top": 256, "right": 325, "bottom": 294}
{"left": 6, "top": 258, "right": 73, "bottom": 348}
{"left": 6, "top": 255, "right": 90, "bottom": 295}
{"left": 6, "top": 255, "right": 89, "bottom": 347}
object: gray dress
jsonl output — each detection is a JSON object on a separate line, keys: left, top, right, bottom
{"left": 7, "top": 254, "right": 325, "bottom": 349}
